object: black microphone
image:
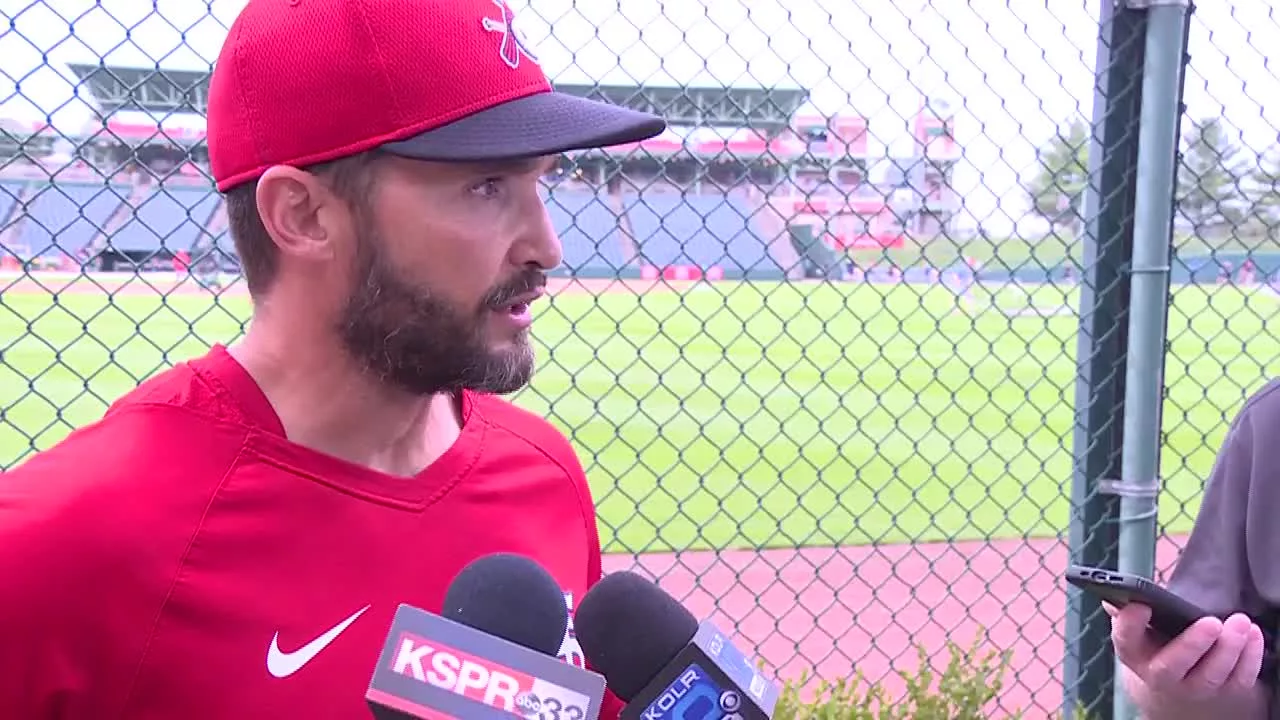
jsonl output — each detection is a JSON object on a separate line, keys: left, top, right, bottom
{"left": 366, "top": 553, "right": 608, "bottom": 719}
{"left": 574, "top": 571, "right": 779, "bottom": 720}
{"left": 441, "top": 552, "right": 570, "bottom": 656}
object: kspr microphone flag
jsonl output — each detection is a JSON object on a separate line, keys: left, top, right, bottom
{"left": 366, "top": 554, "right": 608, "bottom": 719}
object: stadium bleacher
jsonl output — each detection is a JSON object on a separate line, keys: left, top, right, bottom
{"left": 1, "top": 175, "right": 795, "bottom": 279}
{"left": 0, "top": 181, "right": 18, "bottom": 233}
{"left": 110, "top": 184, "right": 223, "bottom": 254}
{"left": 0, "top": 66, "right": 966, "bottom": 280}
{"left": 622, "top": 191, "right": 786, "bottom": 278}
{"left": 1, "top": 180, "right": 130, "bottom": 261}
{"left": 542, "top": 187, "right": 635, "bottom": 277}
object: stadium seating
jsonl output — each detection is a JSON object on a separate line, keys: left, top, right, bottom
{"left": 110, "top": 185, "right": 223, "bottom": 253}
{"left": 0, "top": 180, "right": 18, "bottom": 229}
{"left": 0, "top": 178, "right": 236, "bottom": 263}
{"left": 542, "top": 188, "right": 635, "bottom": 277}
{"left": 622, "top": 191, "right": 786, "bottom": 279}
{"left": 3, "top": 173, "right": 794, "bottom": 281}
{"left": 1, "top": 181, "right": 129, "bottom": 260}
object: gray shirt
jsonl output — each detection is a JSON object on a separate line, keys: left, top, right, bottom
{"left": 1166, "top": 378, "right": 1280, "bottom": 716}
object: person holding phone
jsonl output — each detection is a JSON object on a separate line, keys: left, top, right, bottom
{"left": 1109, "top": 379, "right": 1280, "bottom": 719}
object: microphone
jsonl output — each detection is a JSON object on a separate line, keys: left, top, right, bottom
{"left": 441, "top": 552, "right": 570, "bottom": 657}
{"left": 574, "top": 571, "right": 780, "bottom": 720}
{"left": 366, "top": 553, "right": 608, "bottom": 719}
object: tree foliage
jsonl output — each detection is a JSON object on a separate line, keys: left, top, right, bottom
{"left": 1024, "top": 115, "right": 1280, "bottom": 252}
{"left": 1175, "top": 116, "right": 1250, "bottom": 236}
{"left": 1244, "top": 139, "right": 1280, "bottom": 241}
{"left": 1025, "top": 118, "right": 1091, "bottom": 235}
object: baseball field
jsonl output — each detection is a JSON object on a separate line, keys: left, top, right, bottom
{"left": 2, "top": 270, "right": 1277, "bottom": 716}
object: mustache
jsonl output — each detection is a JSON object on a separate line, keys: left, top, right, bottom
{"left": 483, "top": 270, "right": 548, "bottom": 308}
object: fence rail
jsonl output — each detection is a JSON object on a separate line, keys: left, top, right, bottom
{"left": 3, "top": 0, "right": 1279, "bottom": 718}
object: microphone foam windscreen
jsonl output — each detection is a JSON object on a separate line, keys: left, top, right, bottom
{"left": 441, "top": 553, "right": 570, "bottom": 657}
{"left": 574, "top": 571, "right": 699, "bottom": 701}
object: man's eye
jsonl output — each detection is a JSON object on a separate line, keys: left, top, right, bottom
{"left": 471, "top": 178, "right": 503, "bottom": 197}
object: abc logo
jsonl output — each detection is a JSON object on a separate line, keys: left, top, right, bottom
{"left": 514, "top": 692, "right": 541, "bottom": 716}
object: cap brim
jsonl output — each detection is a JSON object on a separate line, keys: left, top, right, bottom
{"left": 379, "top": 92, "right": 666, "bottom": 162}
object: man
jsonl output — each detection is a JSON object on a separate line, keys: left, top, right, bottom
{"left": 1111, "top": 379, "right": 1280, "bottom": 719}
{"left": 0, "top": 0, "right": 664, "bottom": 717}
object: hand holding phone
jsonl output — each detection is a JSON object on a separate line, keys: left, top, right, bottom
{"left": 1065, "top": 564, "right": 1214, "bottom": 641}
{"left": 1115, "top": 603, "right": 1270, "bottom": 720}
{"left": 1066, "top": 564, "right": 1275, "bottom": 682}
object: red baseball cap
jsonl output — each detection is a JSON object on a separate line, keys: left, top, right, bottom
{"left": 206, "top": 0, "right": 667, "bottom": 193}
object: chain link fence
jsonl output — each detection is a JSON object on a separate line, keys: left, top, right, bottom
{"left": 2, "top": 0, "right": 1278, "bottom": 717}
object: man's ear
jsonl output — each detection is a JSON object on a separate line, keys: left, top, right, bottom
{"left": 254, "top": 165, "right": 340, "bottom": 263}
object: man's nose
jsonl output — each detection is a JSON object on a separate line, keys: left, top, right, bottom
{"left": 512, "top": 201, "right": 564, "bottom": 271}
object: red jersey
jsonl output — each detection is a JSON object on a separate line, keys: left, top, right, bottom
{"left": 0, "top": 344, "right": 624, "bottom": 720}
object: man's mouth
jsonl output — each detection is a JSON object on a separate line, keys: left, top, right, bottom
{"left": 497, "top": 289, "right": 544, "bottom": 317}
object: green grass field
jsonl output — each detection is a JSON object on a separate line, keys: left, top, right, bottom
{"left": 3, "top": 279, "right": 1279, "bottom": 553}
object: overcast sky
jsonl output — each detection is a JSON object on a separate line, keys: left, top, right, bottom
{"left": 1, "top": 0, "right": 1277, "bottom": 235}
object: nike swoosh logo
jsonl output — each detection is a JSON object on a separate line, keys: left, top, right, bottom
{"left": 266, "top": 605, "right": 371, "bottom": 678}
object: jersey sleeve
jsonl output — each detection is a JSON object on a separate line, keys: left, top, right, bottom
{"left": 1165, "top": 381, "right": 1280, "bottom": 622}
{"left": 0, "top": 405, "right": 244, "bottom": 718}
{"left": 0, "top": 449, "right": 154, "bottom": 717}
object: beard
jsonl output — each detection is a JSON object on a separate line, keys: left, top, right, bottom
{"left": 335, "top": 232, "right": 544, "bottom": 397}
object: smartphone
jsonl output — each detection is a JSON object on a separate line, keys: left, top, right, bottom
{"left": 1067, "top": 564, "right": 1278, "bottom": 682}
{"left": 1065, "top": 564, "right": 1214, "bottom": 640}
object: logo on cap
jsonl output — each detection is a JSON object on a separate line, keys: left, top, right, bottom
{"left": 481, "top": 0, "right": 540, "bottom": 70}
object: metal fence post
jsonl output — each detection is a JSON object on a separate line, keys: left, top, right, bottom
{"left": 1112, "top": 1, "right": 1193, "bottom": 718}
{"left": 1062, "top": 2, "right": 1149, "bottom": 717}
